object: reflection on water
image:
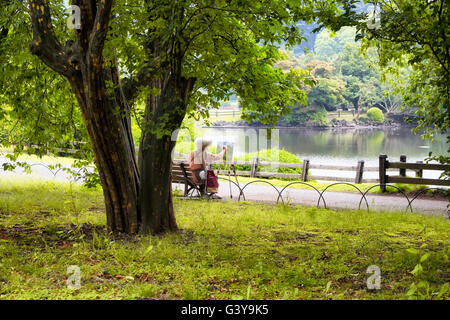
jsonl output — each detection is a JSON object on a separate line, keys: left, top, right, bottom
{"left": 279, "top": 127, "right": 448, "bottom": 164}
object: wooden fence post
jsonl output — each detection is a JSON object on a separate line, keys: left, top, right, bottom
{"left": 416, "top": 161, "right": 423, "bottom": 178}
{"left": 400, "top": 155, "right": 407, "bottom": 177}
{"left": 251, "top": 156, "right": 258, "bottom": 177}
{"left": 355, "top": 160, "right": 364, "bottom": 184}
{"left": 379, "top": 155, "right": 388, "bottom": 192}
{"left": 301, "top": 159, "right": 310, "bottom": 182}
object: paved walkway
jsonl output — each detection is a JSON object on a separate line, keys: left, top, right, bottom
{"left": 174, "top": 181, "right": 449, "bottom": 218}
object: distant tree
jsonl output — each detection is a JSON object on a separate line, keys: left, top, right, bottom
{"left": 308, "top": 78, "right": 346, "bottom": 111}
{"left": 305, "top": 60, "right": 336, "bottom": 78}
{"left": 315, "top": 26, "right": 356, "bottom": 60}
{"left": 357, "top": 0, "right": 449, "bottom": 171}
{"left": 338, "top": 43, "right": 376, "bottom": 80}
{"left": 379, "top": 82, "right": 402, "bottom": 115}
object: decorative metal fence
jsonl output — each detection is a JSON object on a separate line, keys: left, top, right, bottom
{"left": 1, "top": 160, "right": 448, "bottom": 216}
{"left": 194, "top": 176, "right": 449, "bottom": 216}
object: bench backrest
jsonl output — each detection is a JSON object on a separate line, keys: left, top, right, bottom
{"left": 171, "top": 161, "right": 191, "bottom": 184}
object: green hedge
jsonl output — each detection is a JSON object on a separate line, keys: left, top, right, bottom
{"left": 366, "top": 107, "right": 385, "bottom": 124}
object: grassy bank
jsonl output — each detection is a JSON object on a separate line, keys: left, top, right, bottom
{"left": 0, "top": 178, "right": 449, "bottom": 300}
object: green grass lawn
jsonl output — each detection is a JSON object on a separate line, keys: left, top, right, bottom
{"left": 0, "top": 178, "right": 448, "bottom": 300}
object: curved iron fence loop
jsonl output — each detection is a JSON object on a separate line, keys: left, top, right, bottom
{"left": 29, "top": 163, "right": 62, "bottom": 177}
{"left": 358, "top": 184, "right": 412, "bottom": 213}
{"left": 72, "top": 167, "right": 86, "bottom": 182}
{"left": 318, "top": 182, "right": 369, "bottom": 211}
{"left": 407, "top": 187, "right": 449, "bottom": 214}
{"left": 4, "top": 162, "right": 449, "bottom": 214}
{"left": 276, "top": 182, "right": 325, "bottom": 207}
{"left": 217, "top": 177, "right": 246, "bottom": 201}
{"left": 239, "top": 180, "right": 283, "bottom": 204}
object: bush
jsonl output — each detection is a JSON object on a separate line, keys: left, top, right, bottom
{"left": 366, "top": 107, "right": 385, "bottom": 124}
{"left": 357, "top": 115, "right": 369, "bottom": 123}
{"left": 311, "top": 107, "right": 329, "bottom": 126}
{"left": 279, "top": 105, "right": 328, "bottom": 126}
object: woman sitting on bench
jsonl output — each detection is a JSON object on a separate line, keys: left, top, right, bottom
{"left": 187, "top": 137, "right": 226, "bottom": 196}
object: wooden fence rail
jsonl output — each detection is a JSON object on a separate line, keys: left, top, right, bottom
{"left": 173, "top": 157, "right": 379, "bottom": 183}
{"left": 379, "top": 154, "right": 450, "bottom": 191}
{"left": 174, "top": 153, "right": 449, "bottom": 187}
{"left": 210, "top": 110, "right": 242, "bottom": 117}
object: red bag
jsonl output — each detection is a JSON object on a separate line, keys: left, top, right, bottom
{"left": 206, "top": 170, "right": 219, "bottom": 193}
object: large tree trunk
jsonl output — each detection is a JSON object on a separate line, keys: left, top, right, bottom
{"left": 139, "top": 133, "right": 177, "bottom": 234}
{"left": 138, "top": 76, "right": 195, "bottom": 234}
{"left": 70, "top": 68, "right": 141, "bottom": 234}
{"left": 29, "top": 0, "right": 196, "bottom": 235}
{"left": 29, "top": 0, "right": 143, "bottom": 234}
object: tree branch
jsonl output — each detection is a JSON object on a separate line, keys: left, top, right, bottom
{"left": 28, "top": 0, "right": 73, "bottom": 77}
{"left": 87, "top": 0, "right": 113, "bottom": 68}
{"left": 121, "top": 64, "right": 156, "bottom": 103}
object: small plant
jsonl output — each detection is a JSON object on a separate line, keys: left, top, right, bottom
{"left": 366, "top": 107, "right": 385, "bottom": 124}
{"left": 405, "top": 227, "right": 449, "bottom": 300}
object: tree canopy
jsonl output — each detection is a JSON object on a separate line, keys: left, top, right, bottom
{"left": 356, "top": 0, "right": 449, "bottom": 171}
{"left": 0, "top": 0, "right": 360, "bottom": 234}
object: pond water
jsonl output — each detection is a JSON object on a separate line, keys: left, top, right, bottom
{"left": 201, "top": 126, "right": 449, "bottom": 180}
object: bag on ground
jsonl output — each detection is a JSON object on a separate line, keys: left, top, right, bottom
{"left": 206, "top": 170, "right": 219, "bottom": 193}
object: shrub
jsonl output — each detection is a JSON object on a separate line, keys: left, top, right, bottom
{"left": 357, "top": 115, "right": 369, "bottom": 123}
{"left": 280, "top": 106, "right": 328, "bottom": 126}
{"left": 311, "top": 107, "right": 329, "bottom": 126}
{"left": 366, "top": 107, "right": 385, "bottom": 124}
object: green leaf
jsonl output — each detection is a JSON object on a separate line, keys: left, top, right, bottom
{"left": 325, "top": 281, "right": 332, "bottom": 293}
{"left": 417, "top": 281, "right": 428, "bottom": 289}
{"left": 437, "top": 283, "right": 449, "bottom": 298}
{"left": 406, "top": 248, "right": 419, "bottom": 255}
{"left": 420, "top": 253, "right": 430, "bottom": 263}
{"left": 410, "top": 264, "right": 423, "bottom": 276}
{"left": 406, "top": 284, "right": 417, "bottom": 296}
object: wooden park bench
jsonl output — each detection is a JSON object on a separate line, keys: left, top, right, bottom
{"left": 171, "top": 161, "right": 204, "bottom": 197}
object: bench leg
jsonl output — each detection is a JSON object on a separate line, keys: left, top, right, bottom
{"left": 184, "top": 181, "right": 188, "bottom": 197}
